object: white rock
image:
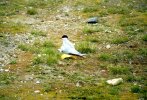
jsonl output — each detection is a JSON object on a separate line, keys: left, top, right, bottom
{"left": 106, "top": 78, "right": 123, "bottom": 86}
{"left": 4, "top": 69, "right": 9, "bottom": 72}
{"left": 0, "top": 68, "right": 4, "bottom": 72}
{"left": 36, "top": 80, "right": 40, "bottom": 84}
{"left": 106, "top": 44, "right": 111, "bottom": 49}
{"left": 34, "top": 90, "right": 40, "bottom": 93}
{"left": 76, "top": 82, "right": 80, "bottom": 87}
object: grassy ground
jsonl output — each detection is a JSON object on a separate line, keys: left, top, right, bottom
{"left": 0, "top": 0, "right": 147, "bottom": 99}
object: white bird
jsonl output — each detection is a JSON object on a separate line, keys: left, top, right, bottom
{"left": 58, "top": 35, "right": 86, "bottom": 57}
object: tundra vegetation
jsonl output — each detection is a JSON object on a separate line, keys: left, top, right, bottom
{"left": 0, "top": 0, "right": 146, "bottom": 99}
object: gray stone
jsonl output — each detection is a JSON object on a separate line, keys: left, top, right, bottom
{"left": 87, "top": 17, "right": 98, "bottom": 24}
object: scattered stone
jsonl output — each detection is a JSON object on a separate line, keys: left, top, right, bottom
{"left": 76, "top": 81, "right": 80, "bottom": 87}
{"left": 106, "top": 78, "right": 123, "bottom": 86}
{"left": 106, "top": 44, "right": 111, "bottom": 49}
{"left": 87, "top": 17, "right": 98, "bottom": 24}
{"left": 36, "top": 80, "right": 41, "bottom": 84}
{"left": 25, "top": 75, "right": 34, "bottom": 81}
{"left": 34, "top": 90, "right": 40, "bottom": 93}
{"left": 0, "top": 68, "right": 4, "bottom": 72}
{"left": 4, "top": 69, "right": 9, "bottom": 72}
{"left": 76, "top": 81, "right": 84, "bottom": 87}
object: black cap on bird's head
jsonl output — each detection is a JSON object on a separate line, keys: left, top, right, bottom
{"left": 62, "top": 35, "right": 68, "bottom": 38}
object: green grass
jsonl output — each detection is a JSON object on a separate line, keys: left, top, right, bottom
{"left": 125, "top": 75, "right": 136, "bottom": 82}
{"left": 27, "top": 8, "right": 37, "bottom": 15}
{"left": 0, "top": 73, "right": 16, "bottom": 85}
{"left": 0, "top": 22, "right": 28, "bottom": 34}
{"left": 67, "top": 86, "right": 120, "bottom": 100}
{"left": 18, "top": 44, "right": 29, "bottom": 51}
{"left": 82, "top": 6, "right": 98, "bottom": 13}
{"left": 108, "top": 65, "right": 131, "bottom": 75}
{"left": 18, "top": 44, "right": 30, "bottom": 51}
{"left": 142, "top": 34, "right": 147, "bottom": 42}
{"left": 0, "top": 0, "right": 146, "bottom": 99}
{"left": 111, "top": 37, "right": 129, "bottom": 44}
{"left": 107, "top": 6, "right": 130, "bottom": 14}
{"left": 83, "top": 26, "right": 99, "bottom": 34}
{"left": 31, "top": 31, "right": 47, "bottom": 36}
{"left": 9, "top": 59, "right": 17, "bottom": 64}
{"left": 33, "top": 52, "right": 59, "bottom": 66}
{"left": 131, "top": 85, "right": 141, "bottom": 93}
{"left": 139, "top": 48, "right": 147, "bottom": 57}
{"left": 99, "top": 53, "right": 111, "bottom": 61}
{"left": 86, "top": 36, "right": 100, "bottom": 43}
{"left": 43, "top": 84, "right": 52, "bottom": 92}
{"left": 123, "top": 26, "right": 139, "bottom": 35}
{"left": 77, "top": 42, "right": 96, "bottom": 53}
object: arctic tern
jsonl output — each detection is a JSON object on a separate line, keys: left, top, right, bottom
{"left": 58, "top": 35, "right": 86, "bottom": 57}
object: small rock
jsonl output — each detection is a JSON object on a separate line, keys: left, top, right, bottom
{"left": 25, "top": 75, "right": 34, "bottom": 81}
{"left": 34, "top": 90, "right": 40, "bottom": 93}
{"left": 106, "top": 78, "right": 123, "bottom": 86}
{"left": 106, "top": 44, "right": 111, "bottom": 49}
{"left": 38, "top": 54, "right": 41, "bottom": 57}
{"left": 76, "top": 82, "right": 80, "bottom": 87}
{"left": 76, "top": 81, "right": 84, "bottom": 87}
{"left": 0, "top": 68, "right": 4, "bottom": 72}
{"left": 36, "top": 80, "right": 40, "bottom": 84}
{"left": 87, "top": 17, "right": 98, "bottom": 24}
{"left": 4, "top": 69, "right": 9, "bottom": 72}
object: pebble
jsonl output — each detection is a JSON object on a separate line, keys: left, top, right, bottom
{"left": 4, "top": 69, "right": 9, "bottom": 72}
{"left": 76, "top": 82, "right": 80, "bottom": 87}
{"left": 87, "top": 17, "right": 98, "bottom": 24}
{"left": 106, "top": 44, "right": 111, "bottom": 49}
{"left": 106, "top": 78, "right": 123, "bottom": 86}
{"left": 34, "top": 90, "right": 40, "bottom": 93}
{"left": 0, "top": 68, "right": 4, "bottom": 72}
{"left": 36, "top": 80, "right": 41, "bottom": 84}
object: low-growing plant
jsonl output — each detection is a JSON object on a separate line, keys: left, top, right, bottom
{"left": 108, "top": 65, "right": 130, "bottom": 75}
{"left": 33, "top": 49, "right": 59, "bottom": 66}
{"left": 27, "top": 8, "right": 37, "bottom": 15}
{"left": 125, "top": 75, "right": 136, "bottom": 82}
{"left": 26, "top": 65, "right": 43, "bottom": 74}
{"left": 86, "top": 36, "right": 100, "bottom": 43}
{"left": 0, "top": 22, "right": 27, "bottom": 33}
{"left": 77, "top": 42, "right": 96, "bottom": 53}
{"left": 82, "top": 6, "right": 98, "bottom": 13}
{"left": 107, "top": 6, "right": 130, "bottom": 14}
{"left": 33, "top": 56, "right": 45, "bottom": 65}
{"left": 0, "top": 73, "right": 16, "bottom": 85}
{"left": 139, "top": 48, "right": 147, "bottom": 57}
{"left": 123, "top": 26, "right": 138, "bottom": 35}
{"left": 9, "top": 59, "right": 17, "bottom": 64}
{"left": 119, "top": 16, "right": 145, "bottom": 27}
{"left": 43, "top": 84, "right": 52, "bottom": 92}
{"left": 83, "top": 26, "right": 99, "bottom": 34}
{"left": 123, "top": 51, "right": 134, "bottom": 60}
{"left": 131, "top": 85, "right": 141, "bottom": 93}
{"left": 99, "top": 53, "right": 111, "bottom": 61}
{"left": 47, "top": 55, "right": 59, "bottom": 66}
{"left": 108, "top": 87, "right": 120, "bottom": 95}
{"left": 142, "top": 34, "right": 147, "bottom": 42}
{"left": 42, "top": 41, "right": 55, "bottom": 48}
{"left": 111, "top": 37, "right": 129, "bottom": 44}
{"left": 99, "top": 10, "right": 109, "bottom": 17}
{"left": 18, "top": 44, "right": 29, "bottom": 51}
{"left": 31, "top": 31, "right": 47, "bottom": 36}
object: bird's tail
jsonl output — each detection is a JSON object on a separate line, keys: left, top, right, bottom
{"left": 79, "top": 54, "right": 87, "bottom": 56}
{"left": 69, "top": 53, "right": 86, "bottom": 57}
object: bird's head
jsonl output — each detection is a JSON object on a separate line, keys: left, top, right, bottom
{"left": 62, "top": 35, "right": 68, "bottom": 39}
